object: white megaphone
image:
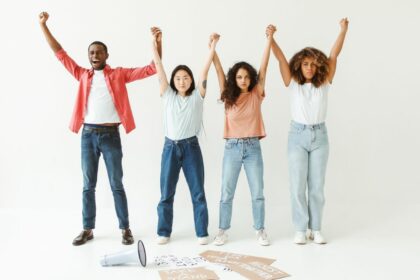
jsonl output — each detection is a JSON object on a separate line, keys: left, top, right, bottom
{"left": 100, "top": 240, "right": 147, "bottom": 267}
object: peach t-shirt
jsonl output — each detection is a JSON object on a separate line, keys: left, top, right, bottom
{"left": 223, "top": 84, "right": 266, "bottom": 139}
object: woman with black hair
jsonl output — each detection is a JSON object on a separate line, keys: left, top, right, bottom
{"left": 212, "top": 25, "right": 276, "bottom": 246}
{"left": 151, "top": 27, "right": 219, "bottom": 245}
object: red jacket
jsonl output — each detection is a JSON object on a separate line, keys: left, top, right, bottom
{"left": 55, "top": 49, "right": 156, "bottom": 133}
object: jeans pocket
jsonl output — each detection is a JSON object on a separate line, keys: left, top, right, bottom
{"left": 82, "top": 130, "right": 92, "bottom": 138}
{"left": 225, "top": 142, "right": 234, "bottom": 150}
{"left": 250, "top": 139, "right": 261, "bottom": 149}
{"left": 289, "top": 128, "right": 302, "bottom": 135}
{"left": 107, "top": 132, "right": 122, "bottom": 149}
{"left": 163, "top": 141, "right": 172, "bottom": 150}
{"left": 190, "top": 138, "right": 200, "bottom": 148}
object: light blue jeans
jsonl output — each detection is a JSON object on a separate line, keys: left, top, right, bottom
{"left": 288, "top": 121, "right": 329, "bottom": 231}
{"left": 219, "top": 138, "right": 265, "bottom": 230}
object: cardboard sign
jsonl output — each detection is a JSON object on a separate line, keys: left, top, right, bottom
{"left": 200, "top": 250, "right": 289, "bottom": 280}
{"left": 200, "top": 250, "right": 275, "bottom": 266}
{"left": 229, "top": 261, "right": 290, "bottom": 280}
{"left": 159, "top": 267, "right": 219, "bottom": 280}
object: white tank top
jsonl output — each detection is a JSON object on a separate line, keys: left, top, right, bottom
{"left": 289, "top": 79, "right": 330, "bottom": 125}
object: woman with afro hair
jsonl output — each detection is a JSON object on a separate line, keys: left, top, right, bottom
{"left": 271, "top": 18, "right": 349, "bottom": 245}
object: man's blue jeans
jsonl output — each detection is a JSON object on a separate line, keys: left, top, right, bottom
{"left": 81, "top": 124, "right": 129, "bottom": 230}
{"left": 219, "top": 138, "right": 265, "bottom": 231}
{"left": 157, "top": 136, "right": 209, "bottom": 238}
{"left": 288, "top": 121, "right": 329, "bottom": 231}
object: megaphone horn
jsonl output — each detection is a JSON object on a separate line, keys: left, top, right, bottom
{"left": 100, "top": 240, "right": 147, "bottom": 267}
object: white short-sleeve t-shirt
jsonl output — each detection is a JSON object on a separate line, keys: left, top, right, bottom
{"left": 84, "top": 70, "right": 121, "bottom": 124}
{"left": 162, "top": 87, "right": 204, "bottom": 140}
{"left": 289, "top": 79, "right": 330, "bottom": 125}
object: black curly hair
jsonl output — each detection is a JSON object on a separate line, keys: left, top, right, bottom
{"left": 221, "top": 61, "right": 258, "bottom": 108}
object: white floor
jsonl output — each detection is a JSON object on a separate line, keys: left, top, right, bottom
{"left": 1, "top": 203, "right": 419, "bottom": 280}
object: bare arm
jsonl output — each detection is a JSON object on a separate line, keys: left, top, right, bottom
{"left": 198, "top": 33, "right": 220, "bottom": 98}
{"left": 328, "top": 18, "right": 349, "bottom": 83}
{"left": 151, "top": 27, "right": 169, "bottom": 96}
{"left": 38, "top": 12, "right": 62, "bottom": 53}
{"left": 271, "top": 27, "right": 291, "bottom": 87}
{"left": 156, "top": 29, "right": 162, "bottom": 59}
{"left": 256, "top": 25, "right": 275, "bottom": 94}
{"left": 212, "top": 50, "right": 226, "bottom": 98}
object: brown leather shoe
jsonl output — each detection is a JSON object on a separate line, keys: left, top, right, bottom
{"left": 122, "top": 228, "right": 134, "bottom": 245}
{"left": 72, "top": 230, "right": 93, "bottom": 246}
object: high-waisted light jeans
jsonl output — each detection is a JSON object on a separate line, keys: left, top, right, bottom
{"left": 219, "top": 137, "right": 265, "bottom": 230}
{"left": 288, "top": 121, "right": 329, "bottom": 231}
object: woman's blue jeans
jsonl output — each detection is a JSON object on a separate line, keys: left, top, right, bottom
{"left": 157, "top": 136, "right": 209, "bottom": 237}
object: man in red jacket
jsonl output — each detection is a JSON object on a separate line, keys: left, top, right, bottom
{"left": 39, "top": 11, "right": 162, "bottom": 246}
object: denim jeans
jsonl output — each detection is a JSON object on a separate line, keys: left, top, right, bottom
{"left": 288, "top": 121, "right": 329, "bottom": 231}
{"left": 219, "top": 138, "right": 265, "bottom": 230}
{"left": 157, "top": 136, "right": 208, "bottom": 237}
{"left": 81, "top": 124, "right": 129, "bottom": 230}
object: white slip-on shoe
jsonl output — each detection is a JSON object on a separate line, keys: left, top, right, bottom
{"left": 256, "top": 229, "right": 270, "bottom": 246}
{"left": 309, "top": 231, "right": 327, "bottom": 244}
{"left": 294, "top": 231, "right": 307, "bottom": 245}
{"left": 213, "top": 229, "right": 228, "bottom": 246}
{"left": 197, "top": 236, "right": 209, "bottom": 245}
{"left": 156, "top": 236, "right": 170, "bottom": 245}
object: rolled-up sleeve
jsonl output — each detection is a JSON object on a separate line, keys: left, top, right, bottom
{"left": 55, "top": 49, "right": 85, "bottom": 81}
{"left": 123, "top": 61, "right": 157, "bottom": 83}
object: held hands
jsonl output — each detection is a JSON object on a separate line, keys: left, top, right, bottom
{"left": 340, "top": 18, "right": 349, "bottom": 32}
{"left": 266, "top": 24, "right": 276, "bottom": 39}
{"left": 208, "top": 33, "right": 220, "bottom": 49}
{"left": 150, "top": 26, "right": 162, "bottom": 46}
{"left": 39, "top": 11, "right": 49, "bottom": 24}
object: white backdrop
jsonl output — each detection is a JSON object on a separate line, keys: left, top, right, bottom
{"left": 0, "top": 0, "right": 419, "bottom": 234}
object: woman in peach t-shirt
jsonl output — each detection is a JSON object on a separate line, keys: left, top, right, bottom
{"left": 211, "top": 25, "right": 276, "bottom": 246}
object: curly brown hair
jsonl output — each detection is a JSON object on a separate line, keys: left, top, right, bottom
{"left": 289, "top": 47, "right": 329, "bottom": 88}
{"left": 221, "top": 62, "right": 258, "bottom": 109}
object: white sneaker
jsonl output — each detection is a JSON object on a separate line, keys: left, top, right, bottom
{"left": 213, "top": 230, "right": 228, "bottom": 246}
{"left": 294, "top": 231, "right": 307, "bottom": 245}
{"left": 156, "top": 236, "right": 170, "bottom": 245}
{"left": 309, "top": 231, "right": 327, "bottom": 244}
{"left": 256, "top": 229, "right": 270, "bottom": 246}
{"left": 197, "top": 236, "right": 209, "bottom": 245}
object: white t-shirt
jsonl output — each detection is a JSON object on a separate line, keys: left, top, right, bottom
{"left": 84, "top": 70, "right": 121, "bottom": 124}
{"left": 162, "top": 87, "right": 204, "bottom": 140}
{"left": 289, "top": 79, "right": 330, "bottom": 125}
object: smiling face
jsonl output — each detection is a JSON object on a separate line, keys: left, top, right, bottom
{"left": 235, "top": 68, "right": 251, "bottom": 92}
{"left": 173, "top": 70, "right": 193, "bottom": 95}
{"left": 88, "top": 44, "right": 108, "bottom": 70}
{"left": 301, "top": 57, "right": 317, "bottom": 82}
